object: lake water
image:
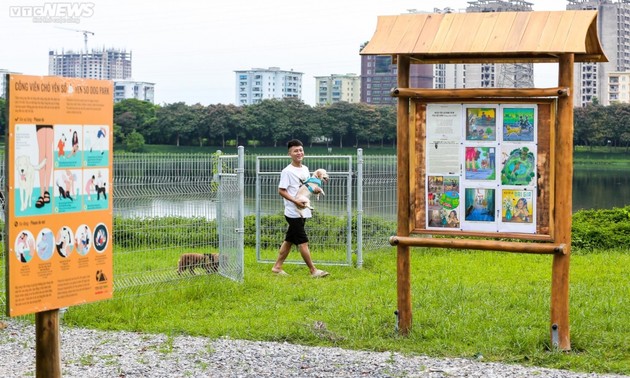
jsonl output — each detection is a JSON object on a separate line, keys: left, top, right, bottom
{"left": 113, "top": 167, "right": 629, "bottom": 219}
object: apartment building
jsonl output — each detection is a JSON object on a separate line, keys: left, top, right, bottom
{"left": 568, "top": 0, "right": 630, "bottom": 106}
{"left": 360, "top": 54, "right": 433, "bottom": 105}
{"left": 314, "top": 74, "right": 361, "bottom": 105}
{"left": 114, "top": 80, "right": 155, "bottom": 103}
{"left": 234, "top": 67, "right": 302, "bottom": 105}
{"left": 434, "top": 0, "right": 535, "bottom": 90}
{"left": 48, "top": 48, "right": 132, "bottom": 80}
{"left": 0, "top": 68, "right": 22, "bottom": 98}
{"left": 607, "top": 71, "right": 630, "bottom": 103}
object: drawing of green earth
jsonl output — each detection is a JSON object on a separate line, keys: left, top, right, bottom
{"left": 501, "top": 147, "right": 535, "bottom": 185}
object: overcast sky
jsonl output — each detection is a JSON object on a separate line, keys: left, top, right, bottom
{"left": 2, "top": 0, "right": 570, "bottom": 106}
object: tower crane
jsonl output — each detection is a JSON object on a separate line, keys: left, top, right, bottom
{"left": 55, "top": 26, "right": 95, "bottom": 52}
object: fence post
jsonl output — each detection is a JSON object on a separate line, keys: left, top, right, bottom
{"left": 255, "top": 156, "right": 262, "bottom": 262}
{"left": 347, "top": 155, "right": 353, "bottom": 267}
{"left": 217, "top": 150, "right": 224, "bottom": 255}
{"left": 551, "top": 54, "right": 574, "bottom": 351}
{"left": 356, "top": 149, "right": 364, "bottom": 268}
{"left": 237, "top": 146, "right": 245, "bottom": 280}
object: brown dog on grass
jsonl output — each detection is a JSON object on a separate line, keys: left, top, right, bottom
{"left": 177, "top": 253, "right": 219, "bottom": 275}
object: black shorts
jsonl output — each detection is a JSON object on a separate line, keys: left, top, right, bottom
{"left": 284, "top": 216, "right": 309, "bottom": 245}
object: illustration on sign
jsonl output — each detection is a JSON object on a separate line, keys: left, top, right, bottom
{"left": 500, "top": 145, "right": 536, "bottom": 186}
{"left": 464, "top": 146, "right": 496, "bottom": 180}
{"left": 466, "top": 107, "right": 496, "bottom": 141}
{"left": 502, "top": 107, "right": 535, "bottom": 142}
{"left": 502, "top": 189, "right": 534, "bottom": 223}
{"left": 464, "top": 188, "right": 496, "bottom": 222}
{"left": 427, "top": 175, "right": 460, "bottom": 229}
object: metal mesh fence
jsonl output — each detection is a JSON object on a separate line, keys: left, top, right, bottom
{"left": 217, "top": 150, "right": 245, "bottom": 282}
{"left": 0, "top": 150, "right": 396, "bottom": 311}
{"left": 255, "top": 155, "right": 354, "bottom": 266}
{"left": 359, "top": 152, "right": 398, "bottom": 250}
{"left": 112, "top": 151, "right": 244, "bottom": 295}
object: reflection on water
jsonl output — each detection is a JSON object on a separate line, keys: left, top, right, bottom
{"left": 115, "top": 198, "right": 218, "bottom": 219}
{"left": 573, "top": 168, "right": 630, "bottom": 211}
{"left": 112, "top": 168, "right": 629, "bottom": 219}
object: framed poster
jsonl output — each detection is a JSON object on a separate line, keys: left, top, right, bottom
{"left": 466, "top": 106, "right": 497, "bottom": 141}
{"left": 500, "top": 144, "right": 537, "bottom": 187}
{"left": 502, "top": 106, "right": 536, "bottom": 142}
{"left": 426, "top": 175, "right": 461, "bottom": 230}
{"left": 423, "top": 102, "right": 539, "bottom": 235}
{"left": 426, "top": 104, "right": 463, "bottom": 175}
{"left": 499, "top": 189, "right": 536, "bottom": 233}
{"left": 464, "top": 146, "right": 497, "bottom": 181}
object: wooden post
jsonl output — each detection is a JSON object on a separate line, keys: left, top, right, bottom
{"left": 551, "top": 54, "right": 573, "bottom": 351}
{"left": 396, "top": 54, "right": 412, "bottom": 335}
{"left": 36, "top": 310, "right": 61, "bottom": 378}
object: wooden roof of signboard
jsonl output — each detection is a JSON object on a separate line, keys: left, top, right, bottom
{"left": 360, "top": 10, "right": 607, "bottom": 63}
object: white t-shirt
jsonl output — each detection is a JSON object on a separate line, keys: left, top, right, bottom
{"left": 279, "top": 163, "right": 311, "bottom": 218}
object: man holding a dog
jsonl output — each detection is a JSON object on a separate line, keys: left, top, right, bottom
{"left": 271, "top": 139, "right": 329, "bottom": 278}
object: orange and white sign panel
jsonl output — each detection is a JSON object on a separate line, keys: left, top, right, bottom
{"left": 5, "top": 74, "right": 113, "bottom": 317}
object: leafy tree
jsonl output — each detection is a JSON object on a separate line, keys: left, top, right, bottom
{"left": 324, "top": 102, "right": 355, "bottom": 148}
{"left": 608, "top": 103, "right": 630, "bottom": 150}
{"left": 574, "top": 103, "right": 607, "bottom": 150}
{"left": 155, "top": 102, "right": 195, "bottom": 146}
{"left": 375, "top": 106, "right": 397, "bottom": 147}
{"left": 0, "top": 97, "right": 6, "bottom": 138}
{"left": 352, "top": 103, "right": 380, "bottom": 147}
{"left": 123, "top": 130, "right": 145, "bottom": 152}
{"left": 244, "top": 99, "right": 291, "bottom": 146}
{"left": 113, "top": 99, "right": 157, "bottom": 142}
{"left": 207, "top": 104, "right": 240, "bottom": 148}
{"left": 190, "top": 103, "right": 208, "bottom": 147}
{"left": 283, "top": 98, "right": 316, "bottom": 145}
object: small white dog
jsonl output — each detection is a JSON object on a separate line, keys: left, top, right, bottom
{"left": 16, "top": 156, "right": 46, "bottom": 211}
{"left": 294, "top": 168, "right": 329, "bottom": 218}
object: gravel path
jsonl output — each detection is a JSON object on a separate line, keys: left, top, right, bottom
{"left": 1, "top": 319, "right": 627, "bottom": 378}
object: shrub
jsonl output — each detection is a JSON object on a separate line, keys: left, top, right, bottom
{"left": 571, "top": 205, "right": 630, "bottom": 252}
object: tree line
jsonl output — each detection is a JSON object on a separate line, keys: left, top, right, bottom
{"left": 574, "top": 102, "right": 630, "bottom": 150}
{"left": 0, "top": 97, "right": 628, "bottom": 150}
{"left": 112, "top": 98, "right": 397, "bottom": 150}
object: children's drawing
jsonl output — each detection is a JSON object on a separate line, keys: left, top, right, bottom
{"left": 464, "top": 188, "right": 495, "bottom": 222}
{"left": 502, "top": 107, "right": 535, "bottom": 142}
{"left": 466, "top": 107, "right": 496, "bottom": 141}
{"left": 464, "top": 146, "right": 496, "bottom": 180}
{"left": 502, "top": 189, "right": 534, "bottom": 223}
{"left": 427, "top": 175, "right": 460, "bottom": 228}
{"left": 500, "top": 146, "right": 536, "bottom": 186}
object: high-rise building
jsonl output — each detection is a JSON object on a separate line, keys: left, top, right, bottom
{"left": 0, "top": 68, "right": 22, "bottom": 98}
{"left": 360, "top": 53, "right": 433, "bottom": 105}
{"left": 567, "top": 0, "right": 630, "bottom": 106}
{"left": 607, "top": 71, "right": 630, "bottom": 103}
{"left": 234, "top": 67, "right": 302, "bottom": 105}
{"left": 48, "top": 48, "right": 132, "bottom": 80}
{"left": 314, "top": 74, "right": 361, "bottom": 105}
{"left": 114, "top": 80, "right": 155, "bottom": 103}
{"left": 434, "top": 0, "right": 535, "bottom": 90}
{"left": 360, "top": 1, "right": 535, "bottom": 105}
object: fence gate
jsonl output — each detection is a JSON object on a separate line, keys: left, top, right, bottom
{"left": 256, "top": 155, "right": 354, "bottom": 267}
{"left": 217, "top": 147, "right": 245, "bottom": 282}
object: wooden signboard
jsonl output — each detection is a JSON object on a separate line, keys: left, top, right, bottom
{"left": 409, "top": 99, "right": 556, "bottom": 241}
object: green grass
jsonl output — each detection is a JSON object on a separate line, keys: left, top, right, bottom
{"left": 61, "top": 247, "right": 630, "bottom": 375}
